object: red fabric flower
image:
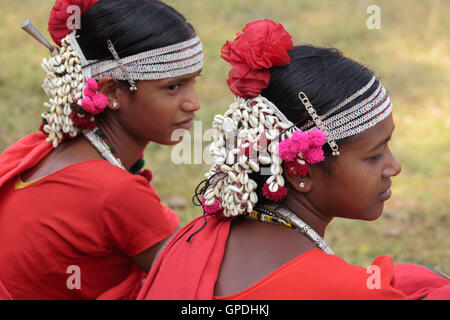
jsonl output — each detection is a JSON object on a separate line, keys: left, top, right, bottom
{"left": 221, "top": 19, "right": 293, "bottom": 98}
{"left": 262, "top": 183, "right": 288, "bottom": 202}
{"left": 48, "top": 0, "right": 99, "bottom": 46}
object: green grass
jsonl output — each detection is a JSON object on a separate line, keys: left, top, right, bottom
{"left": 1, "top": 0, "right": 449, "bottom": 274}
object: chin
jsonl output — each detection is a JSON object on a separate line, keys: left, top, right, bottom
{"left": 364, "top": 204, "right": 385, "bottom": 221}
{"left": 167, "top": 135, "right": 185, "bottom": 145}
{"left": 152, "top": 134, "right": 185, "bottom": 146}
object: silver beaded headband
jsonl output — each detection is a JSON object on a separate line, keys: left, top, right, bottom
{"left": 268, "top": 75, "right": 393, "bottom": 155}
{"left": 67, "top": 32, "right": 204, "bottom": 88}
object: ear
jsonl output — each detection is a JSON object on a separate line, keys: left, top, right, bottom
{"left": 283, "top": 164, "right": 312, "bottom": 193}
{"left": 97, "top": 76, "right": 123, "bottom": 110}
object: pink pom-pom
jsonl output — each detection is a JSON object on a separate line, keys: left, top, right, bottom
{"left": 307, "top": 129, "right": 327, "bottom": 148}
{"left": 291, "top": 130, "right": 310, "bottom": 153}
{"left": 81, "top": 97, "right": 96, "bottom": 114}
{"left": 83, "top": 86, "right": 96, "bottom": 98}
{"left": 86, "top": 78, "right": 98, "bottom": 91}
{"left": 202, "top": 196, "right": 222, "bottom": 214}
{"left": 278, "top": 140, "right": 296, "bottom": 161}
{"left": 91, "top": 93, "right": 109, "bottom": 114}
{"left": 303, "top": 147, "right": 325, "bottom": 164}
{"left": 262, "top": 183, "right": 288, "bottom": 201}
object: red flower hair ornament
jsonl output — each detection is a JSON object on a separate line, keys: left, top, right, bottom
{"left": 48, "top": 0, "right": 99, "bottom": 46}
{"left": 221, "top": 19, "right": 294, "bottom": 99}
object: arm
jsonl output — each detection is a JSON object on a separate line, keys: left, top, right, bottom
{"left": 132, "top": 225, "right": 181, "bottom": 273}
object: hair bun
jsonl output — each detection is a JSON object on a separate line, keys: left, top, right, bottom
{"left": 48, "top": 0, "right": 99, "bottom": 46}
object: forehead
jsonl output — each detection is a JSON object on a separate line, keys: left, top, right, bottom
{"left": 138, "top": 70, "right": 202, "bottom": 87}
{"left": 341, "top": 113, "right": 395, "bottom": 154}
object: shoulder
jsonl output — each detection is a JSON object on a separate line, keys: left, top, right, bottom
{"left": 241, "top": 251, "right": 405, "bottom": 299}
{"left": 66, "top": 160, "right": 154, "bottom": 192}
{"left": 59, "top": 160, "right": 166, "bottom": 215}
{"left": 215, "top": 217, "right": 316, "bottom": 297}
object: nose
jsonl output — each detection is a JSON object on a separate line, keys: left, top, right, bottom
{"left": 181, "top": 86, "right": 201, "bottom": 113}
{"left": 382, "top": 148, "right": 402, "bottom": 178}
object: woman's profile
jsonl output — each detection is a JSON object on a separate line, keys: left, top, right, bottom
{"left": 138, "top": 19, "right": 449, "bottom": 300}
{"left": 0, "top": 0, "right": 202, "bottom": 299}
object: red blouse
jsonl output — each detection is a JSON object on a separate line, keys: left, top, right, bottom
{"left": 0, "top": 134, "right": 179, "bottom": 299}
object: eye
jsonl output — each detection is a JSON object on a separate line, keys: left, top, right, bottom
{"left": 167, "top": 83, "right": 181, "bottom": 91}
{"left": 369, "top": 153, "right": 384, "bottom": 161}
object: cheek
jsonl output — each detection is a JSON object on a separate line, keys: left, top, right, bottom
{"left": 131, "top": 96, "right": 178, "bottom": 138}
{"left": 312, "top": 163, "right": 383, "bottom": 220}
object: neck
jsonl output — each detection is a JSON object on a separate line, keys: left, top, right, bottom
{"left": 280, "top": 186, "right": 332, "bottom": 238}
{"left": 95, "top": 111, "right": 146, "bottom": 170}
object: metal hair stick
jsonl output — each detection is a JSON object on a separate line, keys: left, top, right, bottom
{"left": 21, "top": 19, "right": 58, "bottom": 56}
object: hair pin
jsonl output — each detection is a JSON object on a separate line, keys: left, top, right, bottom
{"left": 298, "top": 92, "right": 340, "bottom": 156}
{"left": 106, "top": 39, "right": 138, "bottom": 91}
{"left": 21, "top": 19, "right": 58, "bottom": 56}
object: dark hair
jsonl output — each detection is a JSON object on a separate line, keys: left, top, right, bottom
{"left": 246, "top": 45, "right": 379, "bottom": 201}
{"left": 76, "top": 0, "right": 195, "bottom": 88}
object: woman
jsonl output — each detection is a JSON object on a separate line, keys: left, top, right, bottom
{"left": 0, "top": 0, "right": 202, "bottom": 299}
{"left": 138, "top": 19, "right": 449, "bottom": 300}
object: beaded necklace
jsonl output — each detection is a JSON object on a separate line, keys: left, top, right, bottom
{"left": 82, "top": 127, "right": 145, "bottom": 174}
{"left": 245, "top": 203, "right": 334, "bottom": 255}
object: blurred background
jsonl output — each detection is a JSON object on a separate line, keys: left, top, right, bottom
{"left": 1, "top": 0, "right": 448, "bottom": 274}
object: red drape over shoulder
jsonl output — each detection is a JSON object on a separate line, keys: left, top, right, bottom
{"left": 0, "top": 133, "right": 53, "bottom": 189}
{"left": 138, "top": 215, "right": 449, "bottom": 300}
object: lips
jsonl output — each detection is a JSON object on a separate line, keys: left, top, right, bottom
{"left": 174, "top": 116, "right": 195, "bottom": 129}
{"left": 378, "top": 180, "right": 392, "bottom": 201}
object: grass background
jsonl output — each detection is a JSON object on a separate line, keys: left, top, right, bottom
{"left": 1, "top": 0, "right": 448, "bottom": 274}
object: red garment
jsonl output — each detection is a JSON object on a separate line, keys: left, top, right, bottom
{"left": 138, "top": 215, "right": 450, "bottom": 300}
{"left": 0, "top": 133, "right": 179, "bottom": 299}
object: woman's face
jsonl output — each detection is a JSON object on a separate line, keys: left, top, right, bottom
{"left": 308, "top": 114, "right": 402, "bottom": 221}
{"left": 114, "top": 69, "right": 201, "bottom": 145}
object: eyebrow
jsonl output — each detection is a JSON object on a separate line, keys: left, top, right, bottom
{"left": 366, "top": 125, "right": 395, "bottom": 154}
{"left": 166, "top": 69, "right": 202, "bottom": 85}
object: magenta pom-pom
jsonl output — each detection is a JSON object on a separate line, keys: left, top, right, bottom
{"left": 81, "top": 97, "right": 96, "bottom": 114}
{"left": 291, "top": 130, "right": 310, "bottom": 153}
{"left": 91, "top": 93, "right": 109, "bottom": 114}
{"left": 201, "top": 196, "right": 222, "bottom": 214}
{"left": 303, "top": 147, "right": 325, "bottom": 164}
{"left": 307, "top": 129, "right": 327, "bottom": 148}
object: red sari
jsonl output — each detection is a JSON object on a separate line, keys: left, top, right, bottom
{"left": 138, "top": 214, "right": 450, "bottom": 300}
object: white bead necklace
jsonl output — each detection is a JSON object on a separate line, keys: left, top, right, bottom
{"left": 82, "top": 128, "right": 125, "bottom": 170}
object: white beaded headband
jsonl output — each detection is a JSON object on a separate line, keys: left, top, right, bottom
{"left": 68, "top": 32, "right": 204, "bottom": 87}
{"left": 297, "top": 75, "right": 392, "bottom": 140}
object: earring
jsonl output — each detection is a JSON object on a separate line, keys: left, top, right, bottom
{"left": 298, "top": 182, "right": 305, "bottom": 188}
{"left": 112, "top": 101, "right": 118, "bottom": 108}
